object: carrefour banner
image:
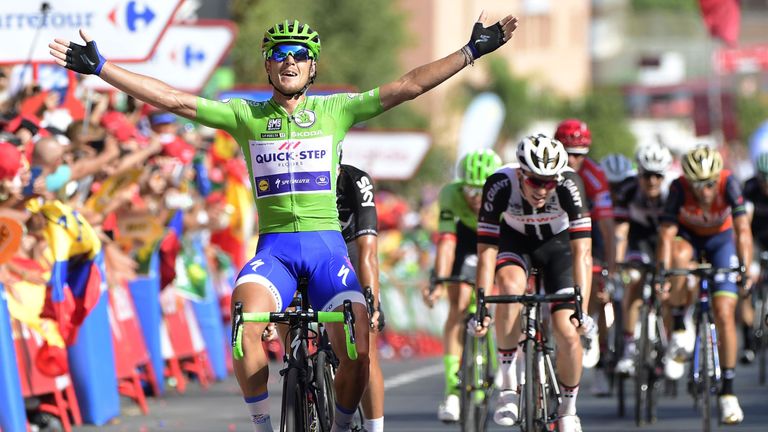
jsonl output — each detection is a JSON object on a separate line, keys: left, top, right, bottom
{"left": 0, "top": 0, "right": 183, "bottom": 64}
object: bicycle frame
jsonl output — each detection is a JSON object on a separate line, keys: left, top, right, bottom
{"left": 432, "top": 275, "right": 497, "bottom": 432}
{"left": 477, "top": 280, "right": 583, "bottom": 432}
{"left": 691, "top": 276, "right": 721, "bottom": 390}
{"left": 665, "top": 264, "right": 744, "bottom": 432}
{"left": 230, "top": 290, "right": 358, "bottom": 432}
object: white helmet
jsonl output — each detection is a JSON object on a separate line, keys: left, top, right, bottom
{"left": 636, "top": 141, "right": 673, "bottom": 174}
{"left": 516, "top": 134, "right": 569, "bottom": 177}
{"left": 600, "top": 153, "right": 636, "bottom": 184}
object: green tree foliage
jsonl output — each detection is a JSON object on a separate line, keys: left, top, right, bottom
{"left": 229, "top": 0, "right": 424, "bottom": 130}
{"left": 737, "top": 94, "right": 768, "bottom": 145}
{"left": 631, "top": 0, "right": 699, "bottom": 12}
{"left": 560, "top": 88, "right": 637, "bottom": 160}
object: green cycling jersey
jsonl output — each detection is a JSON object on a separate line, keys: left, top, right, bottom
{"left": 437, "top": 181, "right": 478, "bottom": 233}
{"left": 195, "top": 89, "right": 384, "bottom": 233}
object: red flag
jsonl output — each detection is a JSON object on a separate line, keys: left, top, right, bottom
{"left": 699, "top": 0, "right": 741, "bottom": 47}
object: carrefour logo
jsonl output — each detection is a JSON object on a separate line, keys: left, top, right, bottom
{"left": 108, "top": 1, "right": 156, "bottom": 32}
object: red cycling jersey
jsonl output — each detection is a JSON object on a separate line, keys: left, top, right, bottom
{"left": 660, "top": 170, "right": 747, "bottom": 237}
{"left": 577, "top": 157, "right": 613, "bottom": 220}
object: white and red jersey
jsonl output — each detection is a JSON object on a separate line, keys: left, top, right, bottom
{"left": 477, "top": 166, "right": 592, "bottom": 243}
{"left": 577, "top": 157, "right": 613, "bottom": 220}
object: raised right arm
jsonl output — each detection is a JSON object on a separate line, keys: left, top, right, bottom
{"left": 49, "top": 29, "right": 197, "bottom": 119}
{"left": 98, "top": 62, "right": 198, "bottom": 119}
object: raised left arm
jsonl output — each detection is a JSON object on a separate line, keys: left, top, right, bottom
{"left": 380, "top": 13, "right": 518, "bottom": 110}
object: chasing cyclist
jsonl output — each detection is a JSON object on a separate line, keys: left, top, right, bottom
{"left": 741, "top": 153, "right": 768, "bottom": 364}
{"left": 474, "top": 135, "right": 594, "bottom": 432}
{"left": 657, "top": 146, "right": 754, "bottom": 424}
{"left": 610, "top": 142, "right": 673, "bottom": 375}
{"left": 555, "top": 119, "right": 617, "bottom": 393}
{"left": 422, "top": 148, "right": 502, "bottom": 422}
{"left": 49, "top": 13, "right": 518, "bottom": 431}
{"left": 336, "top": 163, "right": 385, "bottom": 432}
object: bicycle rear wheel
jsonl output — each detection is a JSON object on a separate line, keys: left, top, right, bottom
{"left": 315, "top": 351, "right": 336, "bottom": 432}
{"left": 281, "top": 367, "right": 308, "bottom": 432}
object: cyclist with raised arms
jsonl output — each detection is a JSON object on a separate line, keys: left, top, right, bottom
{"left": 740, "top": 153, "right": 768, "bottom": 363}
{"left": 422, "top": 148, "right": 502, "bottom": 422}
{"left": 474, "top": 135, "right": 594, "bottom": 432}
{"left": 610, "top": 142, "right": 673, "bottom": 375}
{"left": 49, "top": 14, "right": 518, "bottom": 432}
{"left": 336, "top": 163, "right": 385, "bottom": 432}
{"left": 657, "top": 146, "right": 754, "bottom": 424}
{"left": 555, "top": 119, "right": 617, "bottom": 392}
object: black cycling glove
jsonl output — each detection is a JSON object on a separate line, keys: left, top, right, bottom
{"left": 65, "top": 40, "right": 106, "bottom": 75}
{"left": 464, "top": 21, "right": 506, "bottom": 61}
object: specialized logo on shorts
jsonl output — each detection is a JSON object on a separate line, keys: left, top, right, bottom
{"left": 267, "top": 118, "right": 282, "bottom": 131}
{"left": 292, "top": 109, "right": 316, "bottom": 128}
{"left": 337, "top": 264, "right": 350, "bottom": 286}
{"left": 250, "top": 259, "right": 265, "bottom": 271}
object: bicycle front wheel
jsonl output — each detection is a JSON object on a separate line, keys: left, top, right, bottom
{"left": 281, "top": 367, "right": 308, "bottom": 432}
{"left": 699, "top": 314, "right": 713, "bottom": 432}
{"left": 523, "top": 338, "right": 536, "bottom": 432}
{"left": 634, "top": 304, "right": 650, "bottom": 426}
{"left": 459, "top": 331, "right": 481, "bottom": 432}
{"left": 315, "top": 351, "right": 336, "bottom": 432}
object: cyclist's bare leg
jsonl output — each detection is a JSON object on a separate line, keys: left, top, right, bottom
{"left": 668, "top": 239, "right": 693, "bottom": 299}
{"left": 714, "top": 296, "right": 738, "bottom": 382}
{"left": 552, "top": 307, "right": 584, "bottom": 415}
{"left": 232, "top": 282, "right": 277, "bottom": 396}
{"left": 326, "top": 301, "right": 371, "bottom": 413}
{"left": 444, "top": 282, "right": 472, "bottom": 358}
{"left": 494, "top": 265, "right": 526, "bottom": 352}
{"left": 362, "top": 329, "right": 384, "bottom": 420}
{"left": 667, "top": 239, "right": 694, "bottom": 319}
{"left": 552, "top": 308, "right": 584, "bottom": 385}
{"left": 231, "top": 282, "right": 278, "bottom": 431}
{"left": 622, "top": 272, "right": 643, "bottom": 338}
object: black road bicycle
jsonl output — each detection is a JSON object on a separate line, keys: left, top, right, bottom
{"left": 476, "top": 269, "right": 583, "bottom": 432}
{"left": 231, "top": 278, "right": 359, "bottom": 432}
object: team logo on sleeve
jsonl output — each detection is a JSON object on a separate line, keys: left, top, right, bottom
{"left": 292, "top": 109, "right": 316, "bottom": 128}
{"left": 267, "top": 118, "right": 282, "bottom": 131}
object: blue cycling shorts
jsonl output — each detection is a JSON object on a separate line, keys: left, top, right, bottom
{"left": 235, "top": 231, "right": 365, "bottom": 312}
{"left": 677, "top": 228, "right": 739, "bottom": 299}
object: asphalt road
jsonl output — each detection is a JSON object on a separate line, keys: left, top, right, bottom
{"left": 73, "top": 355, "right": 768, "bottom": 431}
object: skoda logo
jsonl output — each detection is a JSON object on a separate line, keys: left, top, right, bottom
{"left": 293, "top": 109, "right": 316, "bottom": 128}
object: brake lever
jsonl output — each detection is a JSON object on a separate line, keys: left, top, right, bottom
{"left": 231, "top": 301, "right": 243, "bottom": 347}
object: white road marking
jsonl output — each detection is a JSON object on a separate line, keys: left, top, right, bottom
{"left": 384, "top": 363, "right": 444, "bottom": 390}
